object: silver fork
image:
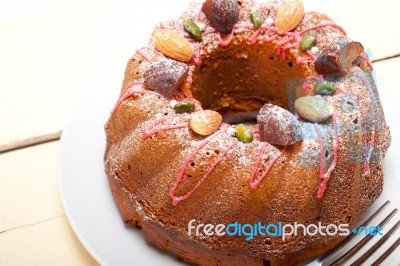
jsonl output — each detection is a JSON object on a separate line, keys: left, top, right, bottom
{"left": 308, "top": 200, "right": 400, "bottom": 265}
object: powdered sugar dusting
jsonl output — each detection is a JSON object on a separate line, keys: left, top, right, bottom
{"left": 104, "top": 2, "right": 390, "bottom": 257}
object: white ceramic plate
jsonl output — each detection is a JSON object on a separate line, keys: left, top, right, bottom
{"left": 58, "top": 69, "right": 400, "bottom": 266}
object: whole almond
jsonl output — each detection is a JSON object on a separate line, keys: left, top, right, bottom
{"left": 189, "top": 110, "right": 222, "bottom": 136}
{"left": 154, "top": 29, "right": 194, "bottom": 62}
{"left": 275, "top": 0, "right": 305, "bottom": 34}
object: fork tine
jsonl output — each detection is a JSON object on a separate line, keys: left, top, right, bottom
{"left": 350, "top": 219, "right": 400, "bottom": 265}
{"left": 331, "top": 208, "right": 398, "bottom": 265}
{"left": 371, "top": 235, "right": 400, "bottom": 266}
{"left": 319, "top": 200, "right": 390, "bottom": 262}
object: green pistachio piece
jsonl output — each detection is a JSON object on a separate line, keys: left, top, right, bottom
{"left": 183, "top": 18, "right": 202, "bottom": 41}
{"left": 235, "top": 124, "right": 254, "bottom": 143}
{"left": 299, "top": 31, "right": 317, "bottom": 52}
{"left": 174, "top": 101, "right": 196, "bottom": 114}
{"left": 313, "top": 81, "right": 337, "bottom": 96}
{"left": 295, "top": 96, "right": 333, "bottom": 123}
{"left": 250, "top": 10, "right": 264, "bottom": 29}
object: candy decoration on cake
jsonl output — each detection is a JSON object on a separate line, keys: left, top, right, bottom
{"left": 275, "top": 0, "right": 304, "bottom": 33}
{"left": 202, "top": 0, "right": 239, "bottom": 34}
{"left": 143, "top": 60, "right": 189, "bottom": 98}
{"left": 153, "top": 29, "right": 194, "bottom": 62}
{"left": 257, "top": 104, "right": 303, "bottom": 145}
{"left": 189, "top": 110, "right": 222, "bottom": 135}
{"left": 295, "top": 96, "right": 334, "bottom": 122}
{"left": 315, "top": 39, "right": 364, "bottom": 74}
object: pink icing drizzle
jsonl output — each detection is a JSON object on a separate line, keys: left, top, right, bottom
{"left": 181, "top": 88, "right": 191, "bottom": 98}
{"left": 252, "top": 126, "right": 260, "bottom": 135}
{"left": 316, "top": 115, "right": 339, "bottom": 198}
{"left": 136, "top": 48, "right": 153, "bottom": 63}
{"left": 204, "top": 21, "right": 346, "bottom": 65}
{"left": 315, "top": 124, "right": 325, "bottom": 180}
{"left": 218, "top": 30, "right": 236, "bottom": 47}
{"left": 359, "top": 76, "right": 377, "bottom": 176}
{"left": 111, "top": 85, "right": 160, "bottom": 114}
{"left": 296, "top": 50, "right": 317, "bottom": 65}
{"left": 135, "top": 47, "right": 163, "bottom": 63}
{"left": 112, "top": 89, "right": 159, "bottom": 113}
{"left": 358, "top": 54, "right": 373, "bottom": 70}
{"left": 185, "top": 72, "right": 193, "bottom": 87}
{"left": 193, "top": 45, "right": 201, "bottom": 65}
{"left": 203, "top": 27, "right": 218, "bottom": 36}
{"left": 336, "top": 82, "right": 375, "bottom": 177}
{"left": 143, "top": 124, "right": 187, "bottom": 139}
{"left": 299, "top": 22, "right": 346, "bottom": 36}
{"left": 142, "top": 114, "right": 190, "bottom": 139}
{"left": 249, "top": 143, "right": 287, "bottom": 189}
{"left": 159, "top": 21, "right": 175, "bottom": 29}
{"left": 119, "top": 80, "right": 144, "bottom": 98}
{"left": 263, "top": 32, "right": 279, "bottom": 42}
{"left": 169, "top": 129, "right": 227, "bottom": 205}
{"left": 251, "top": 28, "right": 263, "bottom": 44}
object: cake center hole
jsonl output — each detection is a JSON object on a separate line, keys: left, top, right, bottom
{"left": 221, "top": 110, "right": 258, "bottom": 125}
{"left": 190, "top": 40, "right": 307, "bottom": 121}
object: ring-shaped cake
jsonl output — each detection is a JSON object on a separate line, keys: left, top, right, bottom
{"left": 104, "top": 0, "right": 391, "bottom": 264}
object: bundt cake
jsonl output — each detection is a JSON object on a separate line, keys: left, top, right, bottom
{"left": 104, "top": 0, "right": 391, "bottom": 264}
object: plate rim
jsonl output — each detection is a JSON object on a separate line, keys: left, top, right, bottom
{"left": 57, "top": 74, "right": 399, "bottom": 265}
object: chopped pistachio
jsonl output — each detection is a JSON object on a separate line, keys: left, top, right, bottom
{"left": 299, "top": 31, "right": 317, "bottom": 52}
{"left": 313, "top": 81, "right": 337, "bottom": 96}
{"left": 250, "top": 10, "right": 264, "bottom": 29}
{"left": 183, "top": 18, "right": 202, "bottom": 41}
{"left": 174, "top": 101, "right": 196, "bottom": 113}
{"left": 235, "top": 124, "right": 254, "bottom": 143}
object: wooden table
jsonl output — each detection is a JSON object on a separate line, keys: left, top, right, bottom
{"left": 1, "top": 0, "right": 399, "bottom": 265}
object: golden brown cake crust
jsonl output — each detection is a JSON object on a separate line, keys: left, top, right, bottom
{"left": 104, "top": 0, "right": 391, "bottom": 264}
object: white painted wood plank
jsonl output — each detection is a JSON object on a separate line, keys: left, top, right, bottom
{"left": 0, "top": 216, "right": 98, "bottom": 266}
{"left": 374, "top": 57, "right": 400, "bottom": 96}
{"left": 0, "top": 142, "right": 63, "bottom": 233}
{"left": 0, "top": 0, "right": 187, "bottom": 145}
{"left": 0, "top": 140, "right": 98, "bottom": 265}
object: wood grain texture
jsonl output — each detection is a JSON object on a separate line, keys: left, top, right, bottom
{"left": 0, "top": 141, "right": 98, "bottom": 265}
{"left": 0, "top": 131, "right": 61, "bottom": 153}
{"left": 0, "top": 142, "right": 63, "bottom": 233}
{"left": 0, "top": 216, "right": 98, "bottom": 266}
